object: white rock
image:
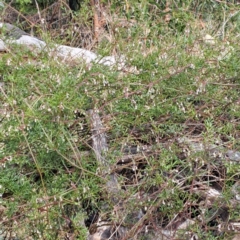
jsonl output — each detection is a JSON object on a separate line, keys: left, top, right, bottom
{"left": 98, "top": 56, "right": 117, "bottom": 66}
{"left": 203, "top": 34, "right": 215, "bottom": 45}
{"left": 0, "top": 39, "right": 6, "bottom": 51}
{"left": 54, "top": 45, "right": 97, "bottom": 63}
{"left": 98, "top": 55, "right": 126, "bottom": 69}
{"left": 12, "top": 35, "right": 46, "bottom": 49}
{"left": 0, "top": 22, "right": 126, "bottom": 68}
{"left": 177, "top": 219, "right": 195, "bottom": 230}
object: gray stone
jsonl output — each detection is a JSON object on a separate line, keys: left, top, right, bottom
{"left": 226, "top": 150, "right": 240, "bottom": 162}
{"left": 0, "top": 23, "right": 28, "bottom": 39}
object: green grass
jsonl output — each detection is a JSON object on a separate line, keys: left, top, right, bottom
{"left": 1, "top": 0, "right": 240, "bottom": 239}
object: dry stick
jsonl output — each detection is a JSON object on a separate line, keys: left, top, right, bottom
{"left": 34, "top": 0, "right": 43, "bottom": 30}
{"left": 88, "top": 109, "right": 120, "bottom": 202}
{"left": 90, "top": 0, "right": 102, "bottom": 42}
{"left": 88, "top": 109, "right": 108, "bottom": 165}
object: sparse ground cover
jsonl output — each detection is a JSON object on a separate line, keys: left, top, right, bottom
{"left": 0, "top": 0, "right": 240, "bottom": 239}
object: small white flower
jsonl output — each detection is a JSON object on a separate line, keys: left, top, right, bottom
{"left": 189, "top": 64, "right": 195, "bottom": 69}
{"left": 132, "top": 165, "right": 137, "bottom": 171}
{"left": 59, "top": 103, "right": 64, "bottom": 111}
{"left": 40, "top": 18, "right": 45, "bottom": 24}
